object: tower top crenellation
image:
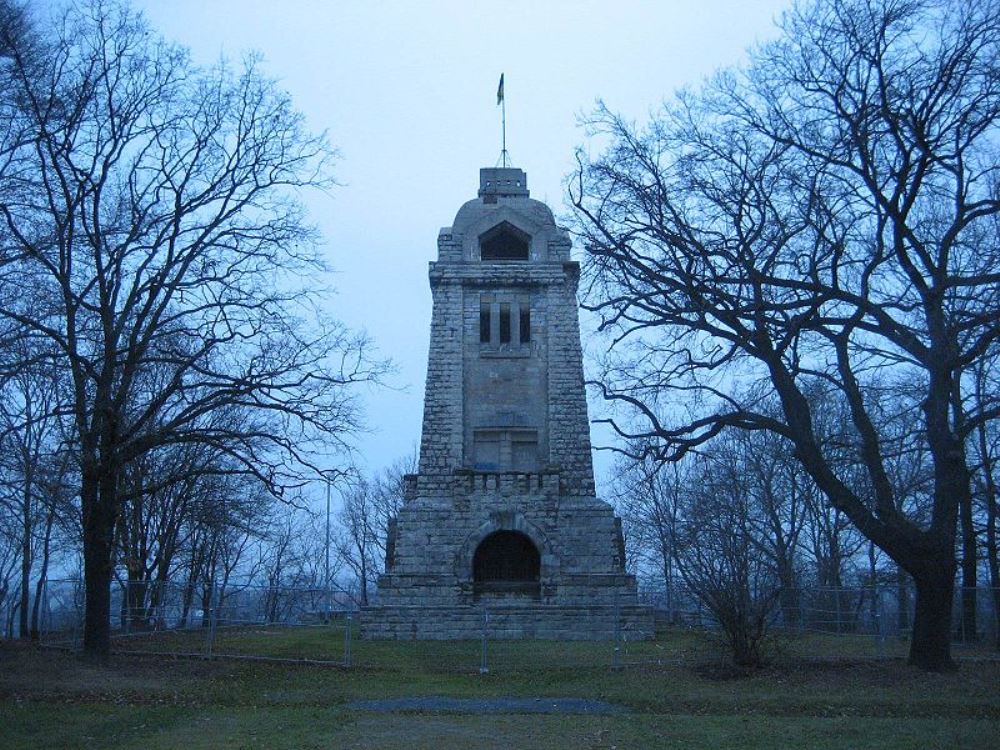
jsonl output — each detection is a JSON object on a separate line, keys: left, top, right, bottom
{"left": 478, "top": 167, "right": 529, "bottom": 199}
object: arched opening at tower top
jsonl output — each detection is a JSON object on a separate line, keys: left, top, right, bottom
{"left": 472, "top": 530, "right": 540, "bottom": 597}
{"left": 479, "top": 221, "right": 530, "bottom": 261}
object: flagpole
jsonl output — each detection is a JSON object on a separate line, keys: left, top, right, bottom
{"left": 502, "top": 95, "right": 508, "bottom": 167}
{"left": 497, "top": 73, "right": 509, "bottom": 167}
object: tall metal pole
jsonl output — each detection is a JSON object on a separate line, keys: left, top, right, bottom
{"left": 501, "top": 96, "right": 508, "bottom": 167}
{"left": 325, "top": 477, "right": 331, "bottom": 618}
{"left": 612, "top": 590, "right": 622, "bottom": 670}
{"left": 206, "top": 580, "right": 218, "bottom": 656}
{"left": 480, "top": 609, "right": 489, "bottom": 674}
{"left": 344, "top": 610, "right": 353, "bottom": 667}
{"left": 498, "top": 72, "right": 509, "bottom": 168}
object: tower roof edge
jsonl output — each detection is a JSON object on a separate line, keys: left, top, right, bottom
{"left": 479, "top": 167, "right": 529, "bottom": 198}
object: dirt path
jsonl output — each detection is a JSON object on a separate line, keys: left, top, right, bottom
{"left": 348, "top": 696, "right": 626, "bottom": 714}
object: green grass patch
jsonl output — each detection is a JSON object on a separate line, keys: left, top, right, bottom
{"left": 1, "top": 704, "right": 996, "bottom": 750}
{"left": 3, "top": 630, "right": 998, "bottom": 749}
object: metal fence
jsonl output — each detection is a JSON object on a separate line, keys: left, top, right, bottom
{"left": 8, "top": 579, "right": 999, "bottom": 670}
{"left": 636, "top": 583, "right": 1000, "bottom": 644}
{"left": 24, "top": 578, "right": 359, "bottom": 656}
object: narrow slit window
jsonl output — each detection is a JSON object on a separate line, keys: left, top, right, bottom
{"left": 480, "top": 302, "right": 491, "bottom": 343}
{"left": 519, "top": 308, "right": 530, "bottom": 343}
{"left": 499, "top": 303, "right": 511, "bottom": 344}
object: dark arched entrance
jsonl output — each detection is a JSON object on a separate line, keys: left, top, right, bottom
{"left": 472, "top": 530, "right": 540, "bottom": 598}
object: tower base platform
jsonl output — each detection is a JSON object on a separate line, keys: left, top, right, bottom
{"left": 361, "top": 603, "right": 654, "bottom": 641}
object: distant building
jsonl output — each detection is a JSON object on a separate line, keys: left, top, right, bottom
{"left": 362, "top": 167, "right": 652, "bottom": 639}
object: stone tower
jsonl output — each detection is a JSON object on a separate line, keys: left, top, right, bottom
{"left": 362, "top": 167, "right": 652, "bottom": 639}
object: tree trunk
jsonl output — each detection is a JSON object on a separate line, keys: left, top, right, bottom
{"left": 201, "top": 581, "right": 213, "bottom": 628}
{"left": 81, "top": 473, "right": 118, "bottom": 661}
{"left": 988, "top": 492, "right": 1000, "bottom": 651}
{"left": 975, "top": 417, "right": 999, "bottom": 650}
{"left": 82, "top": 526, "right": 114, "bottom": 659}
{"left": 777, "top": 565, "right": 800, "bottom": 630}
{"left": 148, "top": 571, "right": 170, "bottom": 630}
{"left": 7, "top": 599, "right": 20, "bottom": 639}
{"left": 959, "top": 488, "right": 978, "bottom": 641}
{"left": 987, "top": 506, "right": 1000, "bottom": 652}
{"left": 127, "top": 577, "right": 148, "bottom": 631}
{"left": 29, "top": 509, "right": 55, "bottom": 640}
{"left": 908, "top": 559, "right": 957, "bottom": 671}
{"left": 18, "top": 507, "right": 30, "bottom": 639}
{"left": 180, "top": 544, "right": 204, "bottom": 628}
{"left": 897, "top": 567, "right": 910, "bottom": 633}
{"left": 180, "top": 580, "right": 194, "bottom": 628}
{"left": 359, "top": 556, "right": 368, "bottom": 608}
{"left": 661, "top": 541, "right": 674, "bottom": 624}
{"left": 18, "top": 470, "right": 32, "bottom": 639}
{"left": 867, "top": 543, "right": 878, "bottom": 634}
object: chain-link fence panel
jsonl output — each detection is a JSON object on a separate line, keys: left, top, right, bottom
{"left": 11, "top": 579, "right": 998, "bottom": 668}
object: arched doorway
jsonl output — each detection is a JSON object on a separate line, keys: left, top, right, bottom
{"left": 472, "top": 530, "right": 540, "bottom": 598}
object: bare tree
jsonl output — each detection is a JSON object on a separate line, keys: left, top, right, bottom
{"left": 370, "top": 453, "right": 416, "bottom": 574}
{"left": 115, "top": 440, "right": 238, "bottom": 630}
{"left": 971, "top": 359, "right": 1000, "bottom": 649}
{"left": 0, "top": 2, "right": 383, "bottom": 658}
{"left": 178, "top": 470, "right": 269, "bottom": 628}
{"left": 571, "top": 0, "right": 1000, "bottom": 670}
{"left": 336, "top": 455, "right": 414, "bottom": 607}
{"left": 673, "top": 450, "right": 783, "bottom": 668}
{"left": 335, "top": 477, "right": 380, "bottom": 607}
{"left": 608, "top": 448, "right": 684, "bottom": 613}
{"left": 259, "top": 511, "right": 304, "bottom": 624}
{"left": 0, "top": 478, "right": 21, "bottom": 636}
{"left": 727, "top": 427, "right": 810, "bottom": 629}
{"left": 0, "top": 338, "right": 73, "bottom": 639}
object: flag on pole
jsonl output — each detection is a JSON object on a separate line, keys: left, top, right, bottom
{"left": 496, "top": 73, "right": 504, "bottom": 105}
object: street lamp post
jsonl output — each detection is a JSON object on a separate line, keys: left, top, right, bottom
{"left": 325, "top": 476, "right": 332, "bottom": 619}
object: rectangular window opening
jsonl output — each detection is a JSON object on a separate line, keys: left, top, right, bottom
{"left": 499, "top": 303, "right": 511, "bottom": 344}
{"left": 473, "top": 434, "right": 502, "bottom": 471}
{"left": 511, "top": 438, "right": 539, "bottom": 472}
{"left": 480, "top": 303, "right": 491, "bottom": 343}
{"left": 473, "top": 429, "right": 539, "bottom": 472}
{"left": 519, "top": 308, "right": 530, "bottom": 343}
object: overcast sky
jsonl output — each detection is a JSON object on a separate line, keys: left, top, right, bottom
{"left": 134, "top": 0, "right": 792, "bottom": 492}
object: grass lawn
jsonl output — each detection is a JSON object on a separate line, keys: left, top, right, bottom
{"left": 1, "top": 629, "right": 997, "bottom": 749}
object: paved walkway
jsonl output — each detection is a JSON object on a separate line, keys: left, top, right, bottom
{"left": 348, "top": 697, "right": 626, "bottom": 714}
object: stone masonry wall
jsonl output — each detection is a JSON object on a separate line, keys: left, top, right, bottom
{"left": 462, "top": 283, "right": 548, "bottom": 466}
{"left": 416, "top": 261, "right": 463, "bottom": 486}
{"left": 364, "top": 603, "right": 654, "bottom": 641}
{"left": 376, "top": 490, "right": 632, "bottom": 608}
{"left": 364, "top": 167, "right": 651, "bottom": 641}
{"left": 546, "top": 260, "right": 596, "bottom": 495}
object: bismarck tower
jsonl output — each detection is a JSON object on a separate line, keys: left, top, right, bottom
{"left": 362, "top": 167, "right": 652, "bottom": 639}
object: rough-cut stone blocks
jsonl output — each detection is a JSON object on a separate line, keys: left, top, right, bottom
{"left": 362, "top": 167, "right": 652, "bottom": 640}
